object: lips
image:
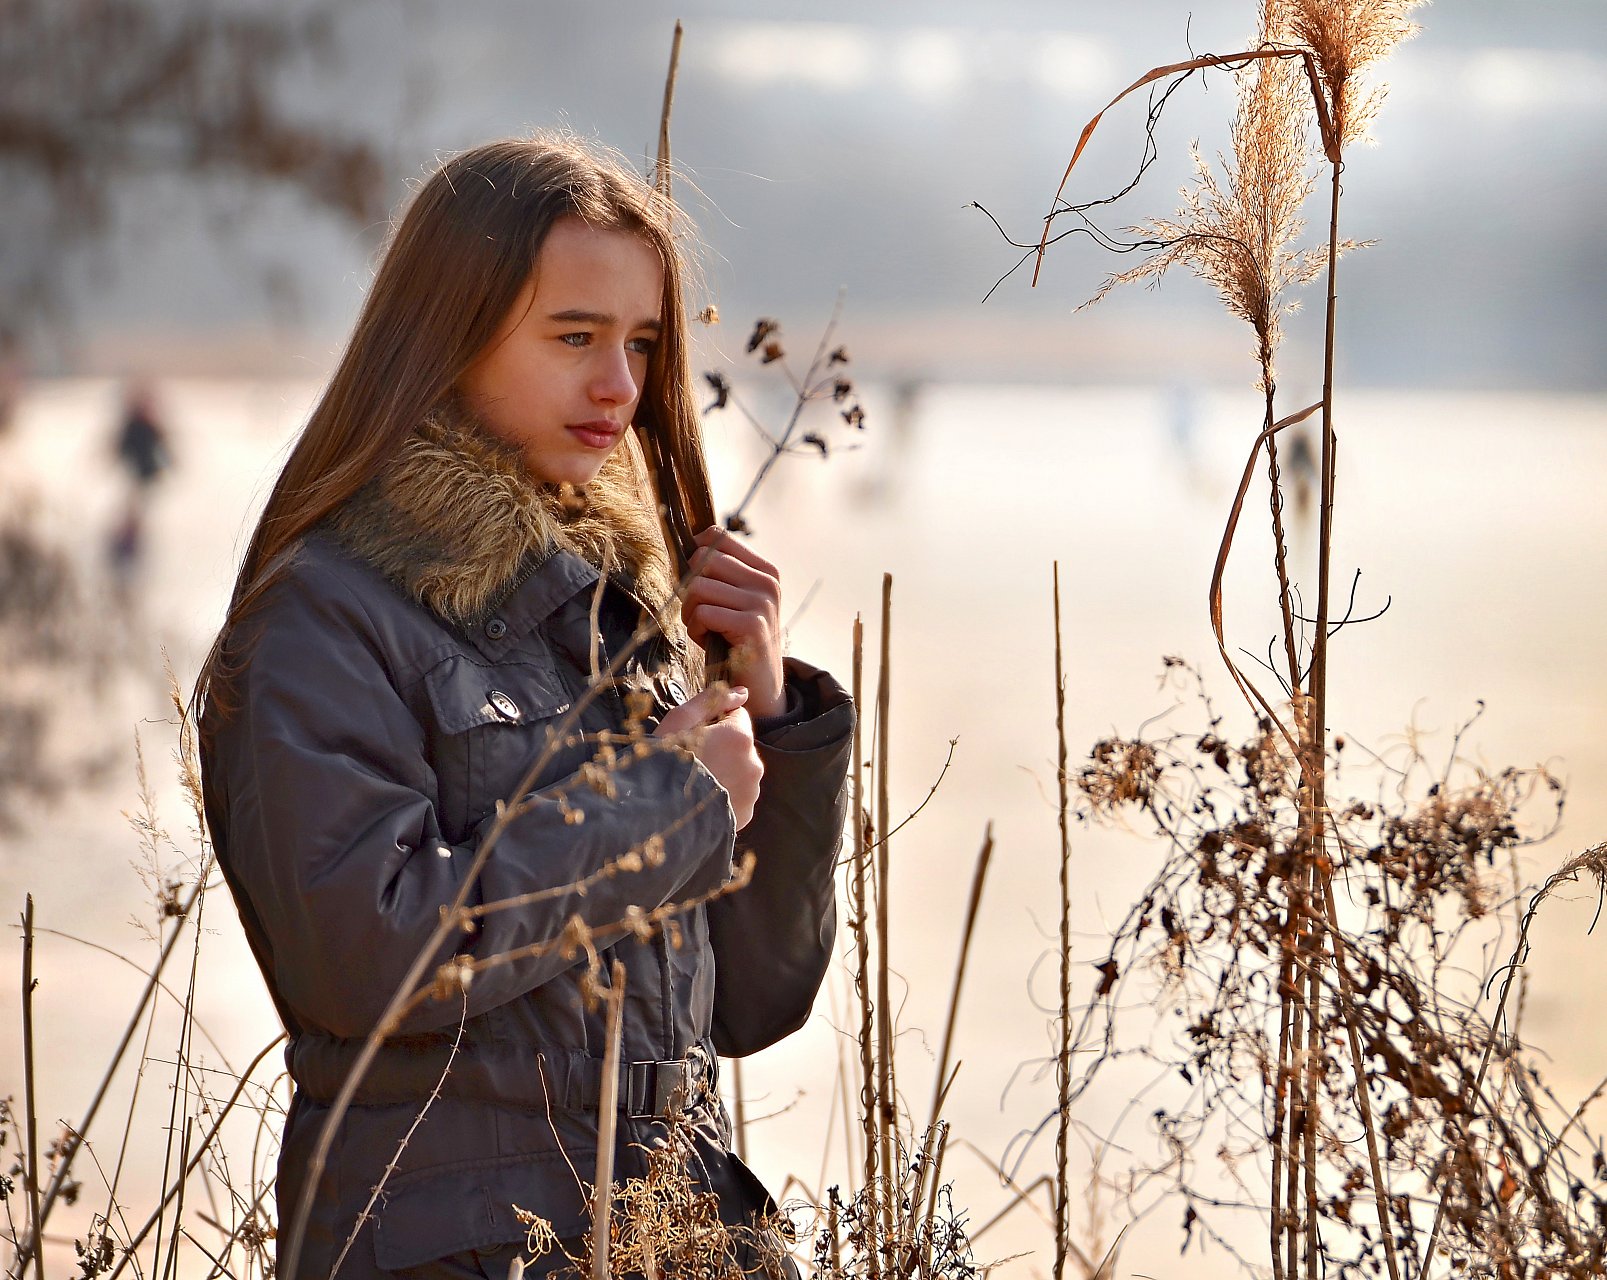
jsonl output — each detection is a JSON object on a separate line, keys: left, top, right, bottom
{"left": 566, "top": 420, "right": 624, "bottom": 449}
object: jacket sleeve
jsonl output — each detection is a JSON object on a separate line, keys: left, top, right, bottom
{"left": 202, "top": 558, "right": 737, "bottom": 1041}
{"left": 705, "top": 657, "right": 854, "bottom": 1056}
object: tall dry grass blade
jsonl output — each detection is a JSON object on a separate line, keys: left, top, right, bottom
{"left": 1317, "top": 876, "right": 1401, "bottom": 1280}
{"left": 824, "top": 975, "right": 858, "bottom": 1192}
{"left": 874, "top": 572, "right": 897, "bottom": 1252}
{"left": 32, "top": 879, "right": 204, "bottom": 1241}
{"left": 930, "top": 825, "right": 994, "bottom": 1129}
{"left": 1051, "top": 564, "right": 1073, "bottom": 1280}
{"left": 729, "top": 1057, "right": 748, "bottom": 1163}
{"left": 103, "top": 1034, "right": 286, "bottom": 1280}
{"left": 849, "top": 613, "right": 880, "bottom": 1280}
{"left": 161, "top": 1117, "right": 195, "bottom": 1280}
{"left": 592, "top": 960, "right": 628, "bottom": 1280}
{"left": 653, "top": 20, "right": 683, "bottom": 201}
{"left": 20, "top": 894, "right": 44, "bottom": 1280}
{"left": 1208, "top": 401, "right": 1320, "bottom": 753}
{"left": 331, "top": 998, "right": 469, "bottom": 1278}
{"left": 1302, "top": 897, "right": 1320, "bottom": 1280}
{"left": 921, "top": 1119, "right": 952, "bottom": 1278}
{"left": 906, "top": 1119, "right": 944, "bottom": 1254}
{"left": 153, "top": 808, "right": 216, "bottom": 1280}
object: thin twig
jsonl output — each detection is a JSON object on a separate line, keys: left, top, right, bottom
{"left": 21, "top": 896, "right": 44, "bottom": 1280}
{"left": 103, "top": 1034, "right": 287, "bottom": 1280}
{"left": 1051, "top": 563, "right": 1073, "bottom": 1280}
{"left": 27, "top": 879, "right": 205, "bottom": 1244}
{"left": 929, "top": 825, "right": 993, "bottom": 1129}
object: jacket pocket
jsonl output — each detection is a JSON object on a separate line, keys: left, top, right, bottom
{"left": 419, "top": 654, "right": 579, "bottom": 840}
{"left": 371, "top": 1149, "right": 592, "bottom": 1271}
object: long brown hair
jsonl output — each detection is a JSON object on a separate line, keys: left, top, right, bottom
{"left": 196, "top": 132, "right": 712, "bottom": 718}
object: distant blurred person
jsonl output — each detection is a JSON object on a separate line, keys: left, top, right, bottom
{"left": 106, "top": 381, "right": 172, "bottom": 610}
{"left": 113, "top": 381, "right": 171, "bottom": 488}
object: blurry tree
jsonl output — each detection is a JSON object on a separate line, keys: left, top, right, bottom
{"left": 0, "top": 0, "right": 392, "bottom": 822}
{"left": 0, "top": 0, "right": 390, "bottom": 337}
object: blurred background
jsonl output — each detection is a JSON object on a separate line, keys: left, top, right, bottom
{"left": 3, "top": 1, "right": 1605, "bottom": 1276}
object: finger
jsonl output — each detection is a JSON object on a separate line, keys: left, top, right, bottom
{"left": 688, "top": 550, "right": 779, "bottom": 601}
{"left": 655, "top": 683, "right": 747, "bottom": 734}
{"left": 684, "top": 602, "right": 775, "bottom": 652}
{"left": 694, "top": 527, "right": 779, "bottom": 578}
{"left": 682, "top": 575, "right": 774, "bottom": 617}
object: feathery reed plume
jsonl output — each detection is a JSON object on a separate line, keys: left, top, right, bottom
{"left": 994, "top": 4, "right": 1607, "bottom": 1279}
{"left": 1279, "top": 0, "right": 1423, "bottom": 153}
{"left": 1083, "top": 5, "right": 1331, "bottom": 395}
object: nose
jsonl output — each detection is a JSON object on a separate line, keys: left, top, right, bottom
{"left": 590, "top": 344, "right": 640, "bottom": 409}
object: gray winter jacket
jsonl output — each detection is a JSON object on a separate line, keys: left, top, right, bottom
{"left": 200, "top": 414, "right": 853, "bottom": 1277}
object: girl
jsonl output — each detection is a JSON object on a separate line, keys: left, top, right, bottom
{"left": 197, "top": 134, "right": 853, "bottom": 1279}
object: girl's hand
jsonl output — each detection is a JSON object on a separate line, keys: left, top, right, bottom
{"left": 655, "top": 684, "right": 764, "bottom": 830}
{"left": 683, "top": 527, "right": 786, "bottom": 719}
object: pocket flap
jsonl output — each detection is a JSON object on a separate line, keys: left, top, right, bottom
{"left": 421, "top": 655, "right": 573, "bottom": 734}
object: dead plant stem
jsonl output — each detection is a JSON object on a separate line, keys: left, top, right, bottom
{"left": 20, "top": 896, "right": 44, "bottom": 1280}
{"left": 1302, "top": 874, "right": 1320, "bottom": 1280}
{"left": 152, "top": 851, "right": 213, "bottom": 1280}
{"left": 1262, "top": 387, "right": 1302, "bottom": 693}
{"left": 1318, "top": 876, "right": 1402, "bottom": 1280}
{"left": 104, "top": 1034, "right": 286, "bottom": 1280}
{"left": 1052, "top": 563, "right": 1074, "bottom": 1280}
{"left": 849, "top": 614, "right": 880, "bottom": 1280}
{"left": 653, "top": 21, "right": 683, "bottom": 201}
{"left": 592, "top": 961, "right": 627, "bottom": 1280}
{"left": 28, "top": 879, "right": 204, "bottom": 1249}
{"left": 730, "top": 1057, "right": 748, "bottom": 1163}
{"left": 874, "top": 572, "right": 897, "bottom": 1254}
{"left": 930, "top": 825, "right": 993, "bottom": 1129}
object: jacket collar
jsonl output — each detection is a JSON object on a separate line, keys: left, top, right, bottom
{"left": 325, "top": 400, "right": 677, "bottom": 635}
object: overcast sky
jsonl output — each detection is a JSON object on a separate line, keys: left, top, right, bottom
{"left": 46, "top": 0, "right": 1607, "bottom": 390}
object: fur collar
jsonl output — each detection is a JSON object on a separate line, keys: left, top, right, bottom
{"left": 326, "top": 401, "right": 677, "bottom": 629}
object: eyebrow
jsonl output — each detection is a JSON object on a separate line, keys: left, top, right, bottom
{"left": 546, "top": 309, "right": 662, "bottom": 331}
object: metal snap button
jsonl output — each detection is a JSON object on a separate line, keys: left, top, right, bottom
{"left": 487, "top": 690, "right": 520, "bottom": 722}
{"left": 485, "top": 618, "right": 508, "bottom": 640}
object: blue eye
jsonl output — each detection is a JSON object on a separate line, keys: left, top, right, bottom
{"left": 626, "top": 336, "right": 657, "bottom": 356}
{"left": 559, "top": 333, "right": 590, "bottom": 348}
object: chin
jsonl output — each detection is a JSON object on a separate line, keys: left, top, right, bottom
{"left": 526, "top": 455, "right": 610, "bottom": 489}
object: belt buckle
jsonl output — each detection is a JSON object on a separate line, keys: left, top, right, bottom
{"left": 654, "top": 1046, "right": 714, "bottom": 1118}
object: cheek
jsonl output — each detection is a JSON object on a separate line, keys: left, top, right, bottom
{"left": 630, "top": 356, "right": 654, "bottom": 404}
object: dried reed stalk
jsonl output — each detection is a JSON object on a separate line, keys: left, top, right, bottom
{"left": 729, "top": 1057, "right": 748, "bottom": 1163}
{"left": 849, "top": 614, "right": 880, "bottom": 1280}
{"left": 592, "top": 960, "right": 628, "bottom": 1280}
{"left": 20, "top": 895, "right": 44, "bottom": 1280}
{"left": 929, "top": 825, "right": 993, "bottom": 1130}
{"left": 1025, "top": 5, "right": 1435, "bottom": 1277}
{"left": 653, "top": 20, "right": 683, "bottom": 201}
{"left": 874, "top": 573, "right": 897, "bottom": 1253}
{"left": 1051, "top": 564, "right": 1073, "bottom": 1280}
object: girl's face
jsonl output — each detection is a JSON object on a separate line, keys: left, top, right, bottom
{"left": 458, "top": 216, "right": 665, "bottom": 487}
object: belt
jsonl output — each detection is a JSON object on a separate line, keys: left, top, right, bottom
{"left": 558, "top": 1044, "right": 716, "bottom": 1120}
